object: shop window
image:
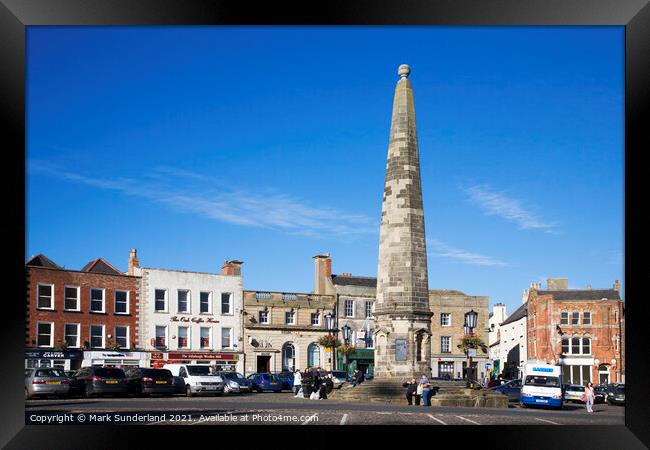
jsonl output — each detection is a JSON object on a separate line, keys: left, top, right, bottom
{"left": 155, "top": 289, "right": 167, "bottom": 312}
{"left": 64, "top": 286, "right": 80, "bottom": 311}
{"left": 221, "top": 293, "right": 232, "bottom": 315}
{"left": 200, "top": 292, "right": 211, "bottom": 314}
{"left": 64, "top": 323, "right": 80, "bottom": 348}
{"left": 90, "top": 324, "right": 104, "bottom": 348}
{"left": 115, "top": 291, "right": 129, "bottom": 314}
{"left": 177, "top": 290, "right": 190, "bottom": 313}
{"left": 37, "top": 322, "right": 54, "bottom": 347}
{"left": 37, "top": 284, "right": 54, "bottom": 309}
{"left": 90, "top": 288, "right": 105, "bottom": 313}
{"left": 178, "top": 326, "right": 189, "bottom": 348}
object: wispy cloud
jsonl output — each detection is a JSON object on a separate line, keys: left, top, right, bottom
{"left": 427, "top": 238, "right": 507, "bottom": 267}
{"left": 462, "top": 185, "right": 559, "bottom": 234}
{"left": 29, "top": 161, "right": 376, "bottom": 238}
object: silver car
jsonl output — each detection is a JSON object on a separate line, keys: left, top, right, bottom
{"left": 25, "top": 368, "right": 70, "bottom": 399}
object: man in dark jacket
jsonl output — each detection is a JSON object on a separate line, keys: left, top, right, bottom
{"left": 403, "top": 378, "right": 418, "bottom": 405}
{"left": 352, "top": 369, "right": 363, "bottom": 387}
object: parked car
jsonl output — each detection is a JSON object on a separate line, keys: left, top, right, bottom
{"left": 68, "top": 367, "right": 128, "bottom": 398}
{"left": 247, "top": 373, "right": 283, "bottom": 392}
{"left": 563, "top": 384, "right": 586, "bottom": 403}
{"left": 163, "top": 364, "right": 224, "bottom": 397}
{"left": 25, "top": 368, "right": 71, "bottom": 399}
{"left": 124, "top": 368, "right": 175, "bottom": 397}
{"left": 594, "top": 385, "right": 608, "bottom": 404}
{"left": 329, "top": 371, "right": 348, "bottom": 389}
{"left": 214, "top": 371, "right": 253, "bottom": 393}
{"left": 490, "top": 378, "right": 522, "bottom": 401}
{"left": 607, "top": 384, "right": 625, "bottom": 405}
{"left": 271, "top": 371, "right": 294, "bottom": 390}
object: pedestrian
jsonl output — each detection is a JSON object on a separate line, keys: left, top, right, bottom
{"left": 293, "top": 369, "right": 302, "bottom": 396}
{"left": 584, "top": 382, "right": 595, "bottom": 413}
{"left": 319, "top": 377, "right": 329, "bottom": 400}
{"left": 325, "top": 374, "right": 334, "bottom": 395}
{"left": 403, "top": 378, "right": 417, "bottom": 405}
{"left": 420, "top": 374, "right": 429, "bottom": 385}
{"left": 422, "top": 381, "right": 431, "bottom": 407}
{"left": 351, "top": 369, "right": 362, "bottom": 387}
{"left": 415, "top": 380, "right": 423, "bottom": 405}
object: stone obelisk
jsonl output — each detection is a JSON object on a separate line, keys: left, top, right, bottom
{"left": 374, "top": 64, "right": 432, "bottom": 379}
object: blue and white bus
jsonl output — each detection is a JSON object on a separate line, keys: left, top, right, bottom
{"left": 520, "top": 361, "right": 563, "bottom": 409}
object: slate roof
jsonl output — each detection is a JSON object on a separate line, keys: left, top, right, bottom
{"left": 81, "top": 258, "right": 123, "bottom": 275}
{"left": 501, "top": 302, "right": 528, "bottom": 326}
{"left": 331, "top": 274, "right": 377, "bottom": 287}
{"left": 537, "top": 289, "right": 621, "bottom": 301}
{"left": 25, "top": 254, "right": 62, "bottom": 269}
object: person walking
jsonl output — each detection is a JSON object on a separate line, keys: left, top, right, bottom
{"left": 293, "top": 369, "right": 303, "bottom": 396}
{"left": 422, "top": 381, "right": 431, "bottom": 406}
{"left": 403, "top": 378, "right": 417, "bottom": 405}
{"left": 584, "top": 382, "right": 595, "bottom": 413}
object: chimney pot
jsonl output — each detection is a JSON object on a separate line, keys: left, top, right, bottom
{"left": 221, "top": 260, "right": 243, "bottom": 276}
{"left": 127, "top": 248, "right": 139, "bottom": 275}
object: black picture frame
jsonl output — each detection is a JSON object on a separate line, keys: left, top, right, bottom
{"left": 2, "top": 0, "right": 648, "bottom": 447}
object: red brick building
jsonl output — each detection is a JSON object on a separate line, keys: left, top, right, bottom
{"left": 25, "top": 254, "right": 141, "bottom": 370}
{"left": 526, "top": 278, "right": 624, "bottom": 385}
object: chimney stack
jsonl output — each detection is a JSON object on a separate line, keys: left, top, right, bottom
{"left": 313, "top": 253, "right": 334, "bottom": 295}
{"left": 221, "top": 260, "right": 243, "bottom": 276}
{"left": 128, "top": 249, "right": 139, "bottom": 275}
{"left": 613, "top": 279, "right": 620, "bottom": 292}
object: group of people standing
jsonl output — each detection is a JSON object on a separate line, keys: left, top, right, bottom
{"left": 403, "top": 375, "right": 433, "bottom": 406}
{"left": 293, "top": 367, "right": 334, "bottom": 400}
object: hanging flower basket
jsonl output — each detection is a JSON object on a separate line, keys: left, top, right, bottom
{"left": 337, "top": 344, "right": 357, "bottom": 356}
{"left": 318, "top": 335, "right": 341, "bottom": 349}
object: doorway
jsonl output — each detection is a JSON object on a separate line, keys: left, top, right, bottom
{"left": 257, "top": 355, "right": 271, "bottom": 373}
{"left": 598, "top": 364, "right": 610, "bottom": 384}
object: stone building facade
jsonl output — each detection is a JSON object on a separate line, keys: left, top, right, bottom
{"left": 135, "top": 256, "right": 244, "bottom": 372}
{"left": 242, "top": 290, "right": 336, "bottom": 375}
{"left": 526, "top": 278, "right": 624, "bottom": 385}
{"left": 429, "top": 291, "right": 490, "bottom": 380}
{"left": 487, "top": 303, "right": 507, "bottom": 377}
{"left": 25, "top": 253, "right": 142, "bottom": 370}
{"left": 498, "top": 302, "right": 528, "bottom": 379}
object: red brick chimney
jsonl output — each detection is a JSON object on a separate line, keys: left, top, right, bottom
{"left": 127, "top": 248, "right": 139, "bottom": 275}
{"left": 221, "top": 260, "right": 243, "bottom": 276}
{"left": 313, "top": 253, "right": 334, "bottom": 295}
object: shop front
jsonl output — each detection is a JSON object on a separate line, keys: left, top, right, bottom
{"left": 82, "top": 351, "right": 150, "bottom": 368}
{"left": 25, "top": 349, "right": 84, "bottom": 371}
{"left": 337, "top": 348, "right": 374, "bottom": 377}
{"left": 151, "top": 351, "right": 242, "bottom": 372}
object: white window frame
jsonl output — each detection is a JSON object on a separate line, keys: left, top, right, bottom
{"left": 37, "top": 284, "right": 54, "bottom": 310}
{"left": 285, "top": 311, "right": 296, "bottom": 325}
{"left": 64, "top": 323, "right": 80, "bottom": 348}
{"left": 155, "top": 325, "right": 168, "bottom": 348}
{"left": 90, "top": 288, "right": 105, "bottom": 313}
{"left": 582, "top": 311, "right": 591, "bottom": 325}
{"left": 90, "top": 324, "right": 105, "bottom": 349}
{"left": 177, "top": 289, "right": 191, "bottom": 314}
{"left": 178, "top": 326, "right": 190, "bottom": 349}
{"left": 441, "top": 313, "right": 452, "bottom": 327}
{"left": 115, "top": 325, "right": 130, "bottom": 349}
{"left": 154, "top": 289, "right": 168, "bottom": 313}
{"left": 200, "top": 327, "right": 212, "bottom": 349}
{"left": 441, "top": 336, "right": 451, "bottom": 353}
{"left": 582, "top": 337, "right": 591, "bottom": 355}
{"left": 365, "top": 301, "right": 373, "bottom": 319}
{"left": 560, "top": 311, "right": 569, "bottom": 325}
{"left": 221, "top": 293, "right": 233, "bottom": 315}
{"left": 63, "top": 285, "right": 80, "bottom": 312}
{"left": 311, "top": 313, "right": 320, "bottom": 326}
{"left": 221, "top": 327, "right": 232, "bottom": 348}
{"left": 36, "top": 321, "right": 54, "bottom": 348}
{"left": 114, "top": 290, "right": 130, "bottom": 315}
{"left": 259, "top": 311, "right": 269, "bottom": 324}
{"left": 200, "top": 291, "right": 212, "bottom": 314}
{"left": 344, "top": 300, "right": 354, "bottom": 318}
{"left": 571, "top": 311, "right": 580, "bottom": 325}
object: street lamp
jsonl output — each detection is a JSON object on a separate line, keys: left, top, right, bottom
{"left": 464, "top": 309, "right": 479, "bottom": 387}
{"left": 341, "top": 324, "right": 352, "bottom": 376}
{"left": 325, "top": 312, "right": 334, "bottom": 333}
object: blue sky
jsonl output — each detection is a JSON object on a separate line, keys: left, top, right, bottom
{"left": 26, "top": 26, "right": 624, "bottom": 317}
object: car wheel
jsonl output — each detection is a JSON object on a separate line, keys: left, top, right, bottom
{"left": 185, "top": 385, "right": 194, "bottom": 397}
{"left": 224, "top": 385, "right": 231, "bottom": 394}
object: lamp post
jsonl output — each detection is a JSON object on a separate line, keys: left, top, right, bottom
{"left": 464, "top": 309, "right": 478, "bottom": 388}
{"left": 325, "top": 312, "right": 334, "bottom": 370}
{"left": 342, "top": 324, "right": 351, "bottom": 376}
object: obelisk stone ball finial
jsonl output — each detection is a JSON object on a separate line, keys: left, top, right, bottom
{"left": 398, "top": 64, "right": 411, "bottom": 78}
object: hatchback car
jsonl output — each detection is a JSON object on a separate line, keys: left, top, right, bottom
{"left": 607, "top": 384, "right": 625, "bottom": 405}
{"left": 215, "top": 371, "right": 253, "bottom": 393}
{"left": 68, "top": 367, "right": 128, "bottom": 398}
{"left": 271, "top": 371, "right": 295, "bottom": 390}
{"left": 124, "top": 368, "right": 175, "bottom": 396}
{"left": 25, "top": 368, "right": 70, "bottom": 399}
{"left": 490, "top": 378, "right": 522, "bottom": 401}
{"left": 563, "top": 384, "right": 586, "bottom": 403}
{"left": 247, "top": 373, "right": 283, "bottom": 392}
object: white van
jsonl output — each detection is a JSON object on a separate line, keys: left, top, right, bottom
{"left": 520, "top": 361, "right": 563, "bottom": 409}
{"left": 163, "top": 364, "right": 224, "bottom": 397}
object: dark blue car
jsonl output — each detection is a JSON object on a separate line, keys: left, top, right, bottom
{"left": 271, "top": 371, "right": 295, "bottom": 390}
{"left": 491, "top": 379, "right": 522, "bottom": 401}
{"left": 247, "top": 373, "right": 283, "bottom": 393}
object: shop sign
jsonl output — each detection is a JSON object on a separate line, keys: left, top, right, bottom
{"left": 356, "top": 331, "right": 366, "bottom": 339}
{"left": 151, "top": 352, "right": 165, "bottom": 360}
{"left": 170, "top": 316, "right": 219, "bottom": 324}
{"left": 25, "top": 350, "right": 83, "bottom": 359}
{"left": 167, "top": 352, "right": 239, "bottom": 361}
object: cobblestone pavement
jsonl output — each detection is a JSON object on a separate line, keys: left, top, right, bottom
{"left": 25, "top": 391, "right": 625, "bottom": 426}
